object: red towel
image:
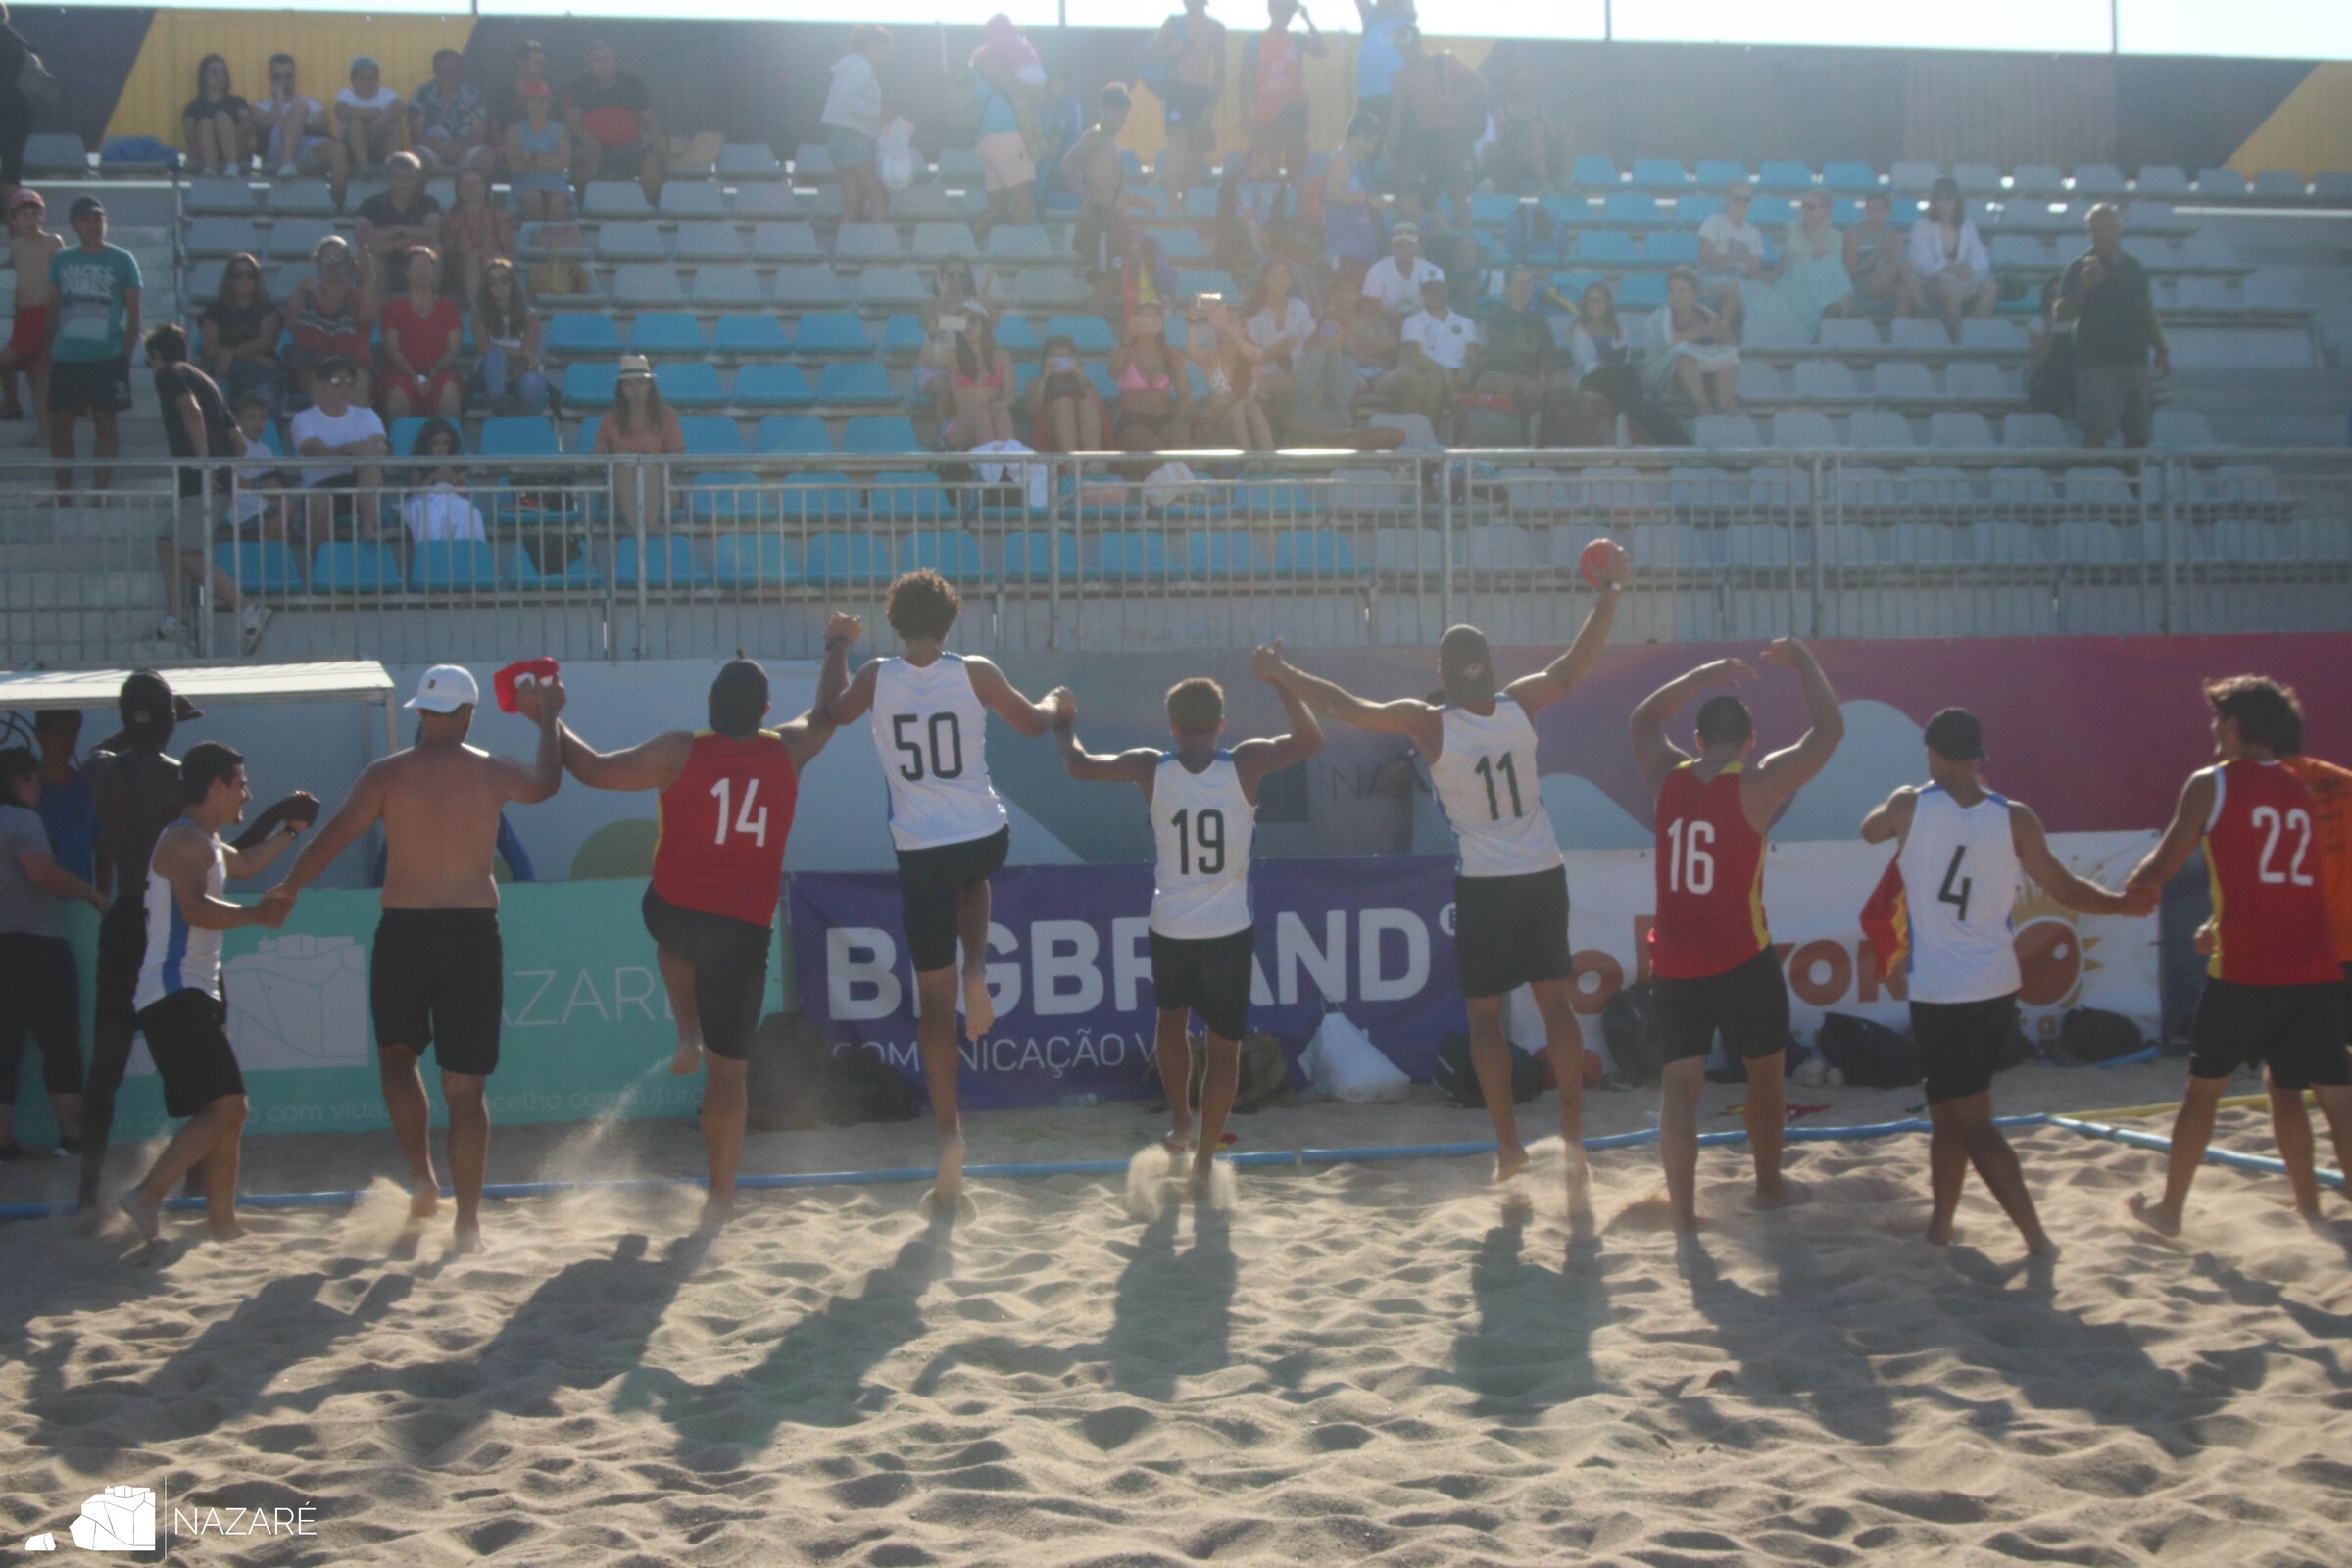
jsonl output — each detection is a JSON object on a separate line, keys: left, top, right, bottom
{"left": 493, "top": 657, "right": 561, "bottom": 714}
{"left": 1860, "top": 857, "right": 1909, "bottom": 981}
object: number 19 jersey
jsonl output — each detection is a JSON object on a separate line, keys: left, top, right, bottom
{"left": 1894, "top": 784, "right": 2021, "bottom": 1004}
{"left": 1432, "top": 697, "right": 1562, "bottom": 879}
{"left": 2203, "top": 759, "right": 2338, "bottom": 987}
{"left": 1151, "top": 752, "right": 1254, "bottom": 939}
{"left": 871, "top": 654, "right": 1006, "bottom": 852}
{"left": 653, "top": 731, "right": 800, "bottom": 927}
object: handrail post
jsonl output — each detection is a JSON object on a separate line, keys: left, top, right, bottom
{"left": 633, "top": 461, "right": 650, "bottom": 659}
{"left": 1047, "top": 455, "right": 1063, "bottom": 652}
{"left": 195, "top": 466, "right": 216, "bottom": 659}
{"left": 1437, "top": 453, "right": 1454, "bottom": 631}
{"left": 1808, "top": 455, "right": 1826, "bottom": 638}
{"left": 2160, "top": 455, "right": 2180, "bottom": 634}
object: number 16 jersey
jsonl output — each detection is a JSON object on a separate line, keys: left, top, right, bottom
{"left": 1895, "top": 784, "right": 2021, "bottom": 1004}
{"left": 871, "top": 654, "right": 1007, "bottom": 852}
{"left": 653, "top": 731, "right": 800, "bottom": 927}
{"left": 1432, "top": 697, "right": 1562, "bottom": 879}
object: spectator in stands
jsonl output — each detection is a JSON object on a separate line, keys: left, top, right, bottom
{"left": 1436, "top": 229, "right": 1486, "bottom": 309}
{"left": 1032, "top": 67, "right": 1086, "bottom": 204}
{"left": 290, "top": 354, "right": 389, "bottom": 536}
{"left": 1215, "top": 143, "right": 1286, "bottom": 273}
{"left": 0, "top": 5, "right": 37, "bottom": 197}
{"left": 1244, "top": 257, "right": 1315, "bottom": 408}
{"left": 31, "top": 709, "right": 96, "bottom": 881}
{"left": 1387, "top": 24, "right": 1482, "bottom": 232}
{"left": 1776, "top": 190, "right": 1853, "bottom": 340}
{"left": 1109, "top": 304, "right": 1191, "bottom": 451}
{"left": 565, "top": 41, "right": 666, "bottom": 205}
{"left": 1282, "top": 315, "right": 1406, "bottom": 448}
{"left": 468, "top": 257, "right": 546, "bottom": 416}
{"left": 399, "top": 418, "right": 486, "bottom": 548}
{"left": 355, "top": 151, "right": 443, "bottom": 274}
{"left": 1025, "top": 332, "right": 1105, "bottom": 453}
{"left": 410, "top": 48, "right": 492, "bottom": 176}
{"left": 2027, "top": 274, "right": 2075, "bottom": 421}
{"left": 2055, "top": 202, "right": 2168, "bottom": 450}
{"left": 226, "top": 391, "right": 288, "bottom": 544}
{"left": 144, "top": 324, "right": 263, "bottom": 648}
{"left": 1909, "top": 175, "right": 1993, "bottom": 341}
{"left": 1566, "top": 279, "right": 1687, "bottom": 446}
{"left": 285, "top": 234, "right": 379, "bottom": 405}
{"left": 490, "top": 39, "right": 548, "bottom": 141}
{"left": 1362, "top": 221, "right": 1442, "bottom": 318}
{"left": 1467, "top": 264, "right": 1561, "bottom": 438}
{"left": 255, "top": 53, "right": 350, "bottom": 199}
{"left": 1149, "top": 0, "right": 1227, "bottom": 207}
{"left": 1321, "top": 112, "right": 1385, "bottom": 280}
{"left": 1066, "top": 86, "right": 1138, "bottom": 280}
{"left": 198, "top": 252, "right": 280, "bottom": 410}
{"left": 1843, "top": 190, "right": 1918, "bottom": 317}
{"left": 1696, "top": 181, "right": 1779, "bottom": 338}
{"left": 182, "top": 55, "right": 251, "bottom": 179}
{"left": 916, "top": 282, "right": 981, "bottom": 437}
{"left": 1380, "top": 275, "right": 1474, "bottom": 432}
{"left": 0, "top": 187, "right": 58, "bottom": 433}
{"left": 377, "top": 247, "right": 464, "bottom": 421}
{"left": 1646, "top": 266, "right": 1738, "bottom": 414}
{"left": 1243, "top": 0, "right": 1323, "bottom": 178}
{"left": 593, "top": 355, "right": 685, "bottom": 528}
{"left": 970, "top": 15, "right": 1040, "bottom": 239}
{"left": 440, "top": 167, "right": 513, "bottom": 304}
{"left": 334, "top": 56, "right": 406, "bottom": 176}
{"left": 44, "top": 196, "right": 139, "bottom": 497}
{"left": 1188, "top": 295, "right": 1274, "bottom": 448}
{"left": 822, "top": 25, "right": 895, "bottom": 226}
{"left": 505, "top": 83, "right": 572, "bottom": 222}
{"left": 943, "top": 307, "right": 1018, "bottom": 450}
{"left": 1350, "top": 0, "right": 1414, "bottom": 133}
{"left": 1486, "top": 60, "right": 1553, "bottom": 195}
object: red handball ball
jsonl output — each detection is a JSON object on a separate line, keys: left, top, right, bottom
{"left": 1579, "top": 536, "right": 1628, "bottom": 588}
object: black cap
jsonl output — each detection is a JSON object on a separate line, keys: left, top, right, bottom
{"left": 1925, "top": 707, "right": 1985, "bottom": 761}
{"left": 69, "top": 195, "right": 104, "bottom": 220}
{"left": 707, "top": 658, "right": 769, "bottom": 738}
{"left": 1438, "top": 624, "right": 1495, "bottom": 705}
{"left": 119, "top": 669, "right": 174, "bottom": 741}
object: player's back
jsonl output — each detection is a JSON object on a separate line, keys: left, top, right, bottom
{"left": 377, "top": 744, "right": 513, "bottom": 909}
{"left": 2203, "top": 758, "right": 2338, "bottom": 986}
{"left": 870, "top": 654, "right": 1005, "bottom": 852}
{"left": 1895, "top": 784, "right": 2022, "bottom": 1004}
{"left": 1151, "top": 751, "right": 1254, "bottom": 939}
{"left": 1430, "top": 697, "right": 1560, "bottom": 879}
{"left": 1650, "top": 760, "right": 1768, "bottom": 979}
{"left": 2282, "top": 754, "right": 2352, "bottom": 963}
{"left": 655, "top": 730, "right": 800, "bottom": 926}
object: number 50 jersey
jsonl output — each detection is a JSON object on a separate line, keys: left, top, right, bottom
{"left": 1431, "top": 697, "right": 1563, "bottom": 879}
{"left": 653, "top": 730, "right": 801, "bottom": 927}
{"left": 1894, "top": 784, "right": 2021, "bottom": 1004}
{"left": 871, "top": 654, "right": 1008, "bottom": 852}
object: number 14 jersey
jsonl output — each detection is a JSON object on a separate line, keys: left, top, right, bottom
{"left": 1895, "top": 784, "right": 2021, "bottom": 1004}
{"left": 653, "top": 730, "right": 800, "bottom": 927}
{"left": 1433, "top": 698, "right": 1562, "bottom": 879}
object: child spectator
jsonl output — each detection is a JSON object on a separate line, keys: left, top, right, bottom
{"left": 1026, "top": 332, "right": 1105, "bottom": 452}
{"left": 0, "top": 187, "right": 60, "bottom": 433}
{"left": 400, "top": 418, "right": 487, "bottom": 546}
{"left": 226, "top": 392, "right": 289, "bottom": 545}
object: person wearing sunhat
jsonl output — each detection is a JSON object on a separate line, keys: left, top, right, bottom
{"left": 268, "top": 663, "right": 566, "bottom": 1254}
{"left": 1359, "top": 220, "right": 1443, "bottom": 318}
{"left": 334, "top": 54, "right": 407, "bottom": 175}
{"left": 591, "top": 353, "right": 685, "bottom": 529}
{"left": 44, "top": 195, "right": 140, "bottom": 497}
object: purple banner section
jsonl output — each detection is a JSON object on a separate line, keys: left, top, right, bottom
{"left": 788, "top": 857, "right": 1469, "bottom": 1107}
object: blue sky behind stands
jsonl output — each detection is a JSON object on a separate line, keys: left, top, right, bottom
{"left": 53, "top": 0, "right": 2352, "bottom": 60}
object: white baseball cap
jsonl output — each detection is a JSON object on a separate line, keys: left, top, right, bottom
{"left": 405, "top": 664, "right": 480, "bottom": 712}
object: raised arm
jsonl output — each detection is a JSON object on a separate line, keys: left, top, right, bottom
{"left": 1053, "top": 713, "right": 1160, "bottom": 790}
{"left": 775, "top": 710, "right": 837, "bottom": 769}
{"left": 1505, "top": 557, "right": 1631, "bottom": 715}
{"left": 1742, "top": 638, "right": 1845, "bottom": 827}
{"left": 496, "top": 674, "right": 566, "bottom": 804}
{"left": 160, "top": 821, "right": 283, "bottom": 932}
{"left": 222, "top": 808, "right": 307, "bottom": 880}
{"left": 1268, "top": 652, "right": 1443, "bottom": 757}
{"left": 965, "top": 656, "right": 1070, "bottom": 738}
{"left": 1234, "top": 639, "right": 1325, "bottom": 792}
{"left": 558, "top": 721, "right": 692, "bottom": 793}
{"left": 813, "top": 612, "right": 875, "bottom": 725}
{"left": 1859, "top": 785, "right": 1917, "bottom": 846}
{"left": 275, "top": 763, "right": 389, "bottom": 897}
{"left": 2012, "top": 801, "right": 2155, "bottom": 916}
{"left": 2127, "top": 769, "right": 2216, "bottom": 894}
{"left": 1629, "top": 657, "right": 1750, "bottom": 795}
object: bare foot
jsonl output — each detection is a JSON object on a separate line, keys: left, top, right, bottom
{"left": 2128, "top": 1194, "right": 2182, "bottom": 1238}
{"left": 1749, "top": 1178, "right": 1807, "bottom": 1211}
{"left": 117, "top": 1189, "right": 163, "bottom": 1245}
{"left": 2026, "top": 1235, "right": 2062, "bottom": 1259}
{"left": 1162, "top": 1126, "right": 1196, "bottom": 1155}
{"left": 452, "top": 1219, "right": 487, "bottom": 1255}
{"left": 699, "top": 1194, "right": 736, "bottom": 1231}
{"left": 408, "top": 1183, "right": 440, "bottom": 1223}
{"left": 1925, "top": 1215, "right": 1956, "bottom": 1247}
{"left": 1493, "top": 1144, "right": 1531, "bottom": 1184}
{"left": 934, "top": 1130, "right": 966, "bottom": 1203}
{"left": 669, "top": 1042, "right": 703, "bottom": 1077}
{"left": 207, "top": 1218, "right": 247, "bottom": 1242}
{"left": 962, "top": 972, "right": 995, "bottom": 1038}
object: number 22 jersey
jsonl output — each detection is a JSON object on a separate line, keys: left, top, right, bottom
{"left": 652, "top": 731, "right": 800, "bottom": 927}
{"left": 2203, "top": 758, "right": 2337, "bottom": 987}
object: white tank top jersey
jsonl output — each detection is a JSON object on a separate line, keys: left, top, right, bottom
{"left": 869, "top": 653, "right": 1008, "bottom": 852}
{"left": 1150, "top": 751, "right": 1255, "bottom": 939}
{"left": 1433, "top": 698, "right": 1564, "bottom": 879}
{"left": 1896, "top": 784, "right": 2024, "bottom": 1004}
{"left": 133, "top": 830, "right": 225, "bottom": 1011}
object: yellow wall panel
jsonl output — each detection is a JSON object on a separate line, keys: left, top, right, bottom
{"left": 109, "top": 11, "right": 476, "bottom": 149}
{"left": 2229, "top": 63, "right": 2352, "bottom": 178}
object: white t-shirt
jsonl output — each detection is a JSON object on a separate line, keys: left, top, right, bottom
{"left": 335, "top": 85, "right": 402, "bottom": 115}
{"left": 1698, "top": 212, "right": 1765, "bottom": 268}
{"left": 255, "top": 93, "right": 323, "bottom": 122}
{"left": 401, "top": 485, "right": 487, "bottom": 544}
{"left": 820, "top": 52, "right": 884, "bottom": 140}
{"left": 1362, "top": 253, "right": 1444, "bottom": 316}
{"left": 1245, "top": 298, "right": 1315, "bottom": 368}
{"left": 291, "top": 404, "right": 387, "bottom": 488}
{"left": 1401, "top": 308, "right": 1478, "bottom": 370}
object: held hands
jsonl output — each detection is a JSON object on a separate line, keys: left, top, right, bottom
{"left": 258, "top": 885, "right": 297, "bottom": 928}
{"left": 1251, "top": 638, "right": 1291, "bottom": 686}
{"left": 2118, "top": 885, "right": 2162, "bottom": 919}
{"left": 1758, "top": 637, "right": 1806, "bottom": 670}
{"left": 824, "top": 612, "right": 863, "bottom": 649}
{"left": 516, "top": 673, "right": 568, "bottom": 726}
{"left": 1045, "top": 687, "right": 1079, "bottom": 729}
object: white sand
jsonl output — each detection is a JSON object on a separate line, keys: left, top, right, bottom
{"left": 4, "top": 1062, "right": 2351, "bottom": 1566}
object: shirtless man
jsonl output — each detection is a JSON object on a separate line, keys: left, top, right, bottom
{"left": 1149, "top": 0, "right": 1226, "bottom": 206}
{"left": 267, "top": 664, "right": 564, "bottom": 1252}
{"left": 0, "top": 189, "right": 63, "bottom": 433}
{"left": 1065, "top": 85, "right": 1143, "bottom": 278}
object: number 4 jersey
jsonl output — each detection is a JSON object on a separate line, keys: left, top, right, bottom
{"left": 2202, "top": 758, "right": 2338, "bottom": 987}
{"left": 1432, "top": 697, "right": 1562, "bottom": 879}
{"left": 1151, "top": 752, "right": 1254, "bottom": 940}
{"left": 1894, "top": 784, "right": 2022, "bottom": 1004}
{"left": 871, "top": 654, "right": 1007, "bottom": 853}
{"left": 652, "top": 730, "right": 801, "bottom": 927}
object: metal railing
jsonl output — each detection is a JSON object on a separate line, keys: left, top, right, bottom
{"left": 3, "top": 447, "right": 2346, "bottom": 667}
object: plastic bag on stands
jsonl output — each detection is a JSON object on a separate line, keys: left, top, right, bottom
{"left": 877, "top": 118, "right": 917, "bottom": 192}
{"left": 970, "top": 439, "right": 1048, "bottom": 510}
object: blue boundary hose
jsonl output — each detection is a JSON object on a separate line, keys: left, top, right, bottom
{"left": 0, "top": 1111, "right": 2056, "bottom": 1224}
{"left": 2050, "top": 1114, "right": 2346, "bottom": 1192}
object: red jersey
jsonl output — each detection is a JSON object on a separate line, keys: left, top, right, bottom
{"left": 1248, "top": 30, "right": 1305, "bottom": 122}
{"left": 651, "top": 731, "right": 799, "bottom": 928}
{"left": 1649, "top": 760, "right": 1770, "bottom": 979}
{"left": 2203, "top": 758, "right": 2338, "bottom": 986}
{"left": 2282, "top": 755, "right": 2352, "bottom": 961}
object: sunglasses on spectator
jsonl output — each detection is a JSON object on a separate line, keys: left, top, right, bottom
{"left": 323, "top": 376, "right": 355, "bottom": 388}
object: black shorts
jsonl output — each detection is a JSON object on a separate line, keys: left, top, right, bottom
{"left": 48, "top": 357, "right": 133, "bottom": 416}
{"left": 371, "top": 908, "right": 505, "bottom": 1076}
{"left": 642, "top": 888, "right": 772, "bottom": 1062}
{"left": 1912, "top": 993, "right": 2019, "bottom": 1105}
{"left": 895, "top": 825, "right": 1010, "bottom": 974}
{"left": 134, "top": 989, "right": 245, "bottom": 1119}
{"left": 1655, "top": 946, "right": 1790, "bottom": 1067}
{"left": 94, "top": 895, "right": 146, "bottom": 1042}
{"left": 1453, "top": 866, "right": 1573, "bottom": 1001}
{"left": 0, "top": 933, "right": 83, "bottom": 1103}
{"left": 2187, "top": 977, "right": 2351, "bottom": 1092}
{"left": 1149, "top": 927, "right": 1254, "bottom": 1041}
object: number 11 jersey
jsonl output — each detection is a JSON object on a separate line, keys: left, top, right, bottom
{"left": 871, "top": 654, "right": 1007, "bottom": 852}
{"left": 653, "top": 731, "right": 800, "bottom": 927}
{"left": 1432, "top": 697, "right": 1562, "bottom": 879}
{"left": 1894, "top": 784, "right": 2021, "bottom": 1004}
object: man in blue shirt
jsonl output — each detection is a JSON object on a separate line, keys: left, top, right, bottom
{"left": 33, "top": 710, "right": 95, "bottom": 882}
{"left": 44, "top": 196, "right": 141, "bottom": 497}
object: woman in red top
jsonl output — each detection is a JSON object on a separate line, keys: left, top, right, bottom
{"left": 378, "top": 247, "right": 464, "bottom": 420}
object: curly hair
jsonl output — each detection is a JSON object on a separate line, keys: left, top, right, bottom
{"left": 886, "top": 568, "right": 961, "bottom": 642}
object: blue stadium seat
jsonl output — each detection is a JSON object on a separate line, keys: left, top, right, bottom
{"left": 1757, "top": 159, "right": 1813, "bottom": 192}
{"left": 833, "top": 222, "right": 906, "bottom": 264}
{"left": 1602, "top": 192, "right": 1665, "bottom": 227}
{"left": 844, "top": 415, "right": 921, "bottom": 453}
{"left": 1044, "top": 315, "right": 1116, "bottom": 354}
{"left": 1575, "top": 230, "right": 1639, "bottom": 265}
{"left": 386, "top": 416, "right": 436, "bottom": 455}
{"left": 1271, "top": 529, "right": 1365, "bottom": 577}
{"left": 733, "top": 364, "right": 814, "bottom": 406}
{"left": 690, "top": 265, "right": 772, "bottom": 307}
{"left": 687, "top": 473, "right": 775, "bottom": 526}
{"left": 673, "top": 221, "right": 747, "bottom": 262}
{"left": 1012, "top": 269, "right": 1091, "bottom": 309}
{"left": 571, "top": 416, "right": 601, "bottom": 453}
{"left": 184, "top": 216, "right": 264, "bottom": 258}
{"left": 658, "top": 181, "right": 727, "bottom": 218}
{"left": 1791, "top": 360, "right": 1861, "bottom": 401}
{"left": 1092, "top": 531, "right": 1171, "bottom": 580}
{"left": 563, "top": 363, "right": 620, "bottom": 406}
{"left": 265, "top": 217, "right": 336, "bottom": 259}
{"left": 1822, "top": 160, "right": 1879, "bottom": 193}
{"left": 737, "top": 183, "right": 803, "bottom": 220}
{"left": 1629, "top": 158, "right": 1690, "bottom": 191}
{"left": 1184, "top": 530, "right": 1270, "bottom": 578}
{"left": 986, "top": 224, "right": 1057, "bottom": 262}
{"left": 1154, "top": 228, "right": 1208, "bottom": 262}
{"left": 408, "top": 540, "right": 504, "bottom": 591}
{"left": 611, "top": 264, "right": 687, "bottom": 305}
{"left": 910, "top": 222, "right": 981, "bottom": 261}
{"left": 595, "top": 221, "right": 669, "bottom": 261}
{"left": 312, "top": 541, "right": 402, "bottom": 592}
{"left": 711, "top": 532, "right": 799, "bottom": 586}
{"left": 677, "top": 415, "right": 746, "bottom": 455}
{"left": 879, "top": 314, "right": 928, "bottom": 356}
{"left": 584, "top": 181, "right": 653, "bottom": 218}
{"left": 628, "top": 312, "right": 708, "bottom": 354}
{"left": 1176, "top": 269, "right": 1239, "bottom": 299}
{"left": 937, "top": 146, "right": 984, "bottom": 183}
{"left": 756, "top": 415, "right": 835, "bottom": 453}
{"left": 614, "top": 536, "right": 712, "bottom": 587}
{"left": 1644, "top": 230, "right": 1700, "bottom": 264}
{"left": 1930, "top": 412, "right": 1996, "bottom": 449}
{"left": 712, "top": 315, "right": 792, "bottom": 354}
{"left": 793, "top": 142, "right": 837, "bottom": 179}
{"left": 899, "top": 527, "right": 988, "bottom": 577}
{"left": 806, "top": 531, "right": 896, "bottom": 583}
{"left": 793, "top": 313, "right": 876, "bottom": 355}
{"left": 545, "top": 313, "right": 622, "bottom": 355}
{"left": 1674, "top": 194, "right": 1723, "bottom": 227}
{"left": 261, "top": 177, "right": 336, "bottom": 215}
{"left": 216, "top": 540, "right": 302, "bottom": 594}
{"left": 1872, "top": 361, "right": 1937, "bottom": 402}
{"left": 719, "top": 142, "right": 785, "bottom": 178}
{"left": 858, "top": 267, "right": 929, "bottom": 307}
{"left": 1695, "top": 159, "right": 1752, "bottom": 187}
{"left": 815, "top": 363, "right": 895, "bottom": 404}
{"left": 768, "top": 264, "right": 848, "bottom": 308}
{"left": 1748, "top": 195, "right": 1796, "bottom": 228}
{"left": 752, "top": 222, "right": 825, "bottom": 263}
{"left": 478, "top": 416, "right": 562, "bottom": 459}
{"left": 1568, "top": 155, "right": 1620, "bottom": 189}
{"left": 185, "top": 176, "right": 258, "bottom": 214}
{"left": 1845, "top": 411, "right": 1918, "bottom": 451}
{"left": 868, "top": 476, "right": 954, "bottom": 525}
{"left": 1003, "top": 530, "right": 1080, "bottom": 580}
{"left": 655, "top": 363, "right": 725, "bottom": 407}
{"left": 1469, "top": 192, "right": 1522, "bottom": 230}
{"left": 1770, "top": 410, "right": 1839, "bottom": 448}
{"left": 1542, "top": 194, "right": 1598, "bottom": 227}
{"left": 1616, "top": 274, "right": 1668, "bottom": 309}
